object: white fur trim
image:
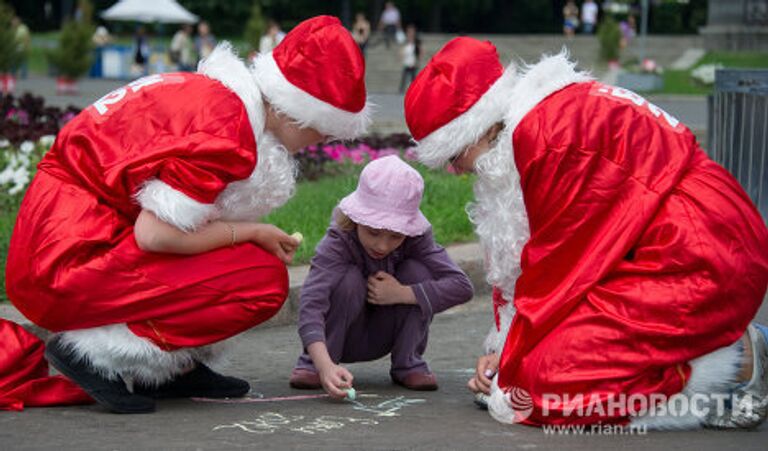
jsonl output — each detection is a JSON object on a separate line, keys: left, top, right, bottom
{"left": 139, "top": 46, "right": 297, "bottom": 226}
{"left": 631, "top": 341, "right": 742, "bottom": 430}
{"left": 501, "top": 51, "right": 592, "bottom": 143}
{"left": 135, "top": 179, "right": 218, "bottom": 232}
{"left": 251, "top": 52, "right": 371, "bottom": 140}
{"left": 58, "top": 324, "right": 229, "bottom": 386}
{"left": 198, "top": 42, "right": 266, "bottom": 143}
{"left": 483, "top": 302, "right": 517, "bottom": 355}
{"left": 215, "top": 132, "right": 298, "bottom": 221}
{"left": 414, "top": 67, "right": 519, "bottom": 169}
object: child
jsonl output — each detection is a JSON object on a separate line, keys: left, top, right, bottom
{"left": 289, "top": 155, "right": 474, "bottom": 398}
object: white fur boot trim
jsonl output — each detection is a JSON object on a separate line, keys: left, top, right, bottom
{"left": 58, "top": 324, "right": 229, "bottom": 387}
{"left": 631, "top": 341, "right": 742, "bottom": 430}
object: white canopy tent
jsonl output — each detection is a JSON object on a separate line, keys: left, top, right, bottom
{"left": 101, "top": 0, "right": 198, "bottom": 24}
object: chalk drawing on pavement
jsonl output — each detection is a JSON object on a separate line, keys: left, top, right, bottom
{"left": 212, "top": 395, "right": 425, "bottom": 435}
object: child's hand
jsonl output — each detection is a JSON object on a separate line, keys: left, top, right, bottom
{"left": 318, "top": 363, "right": 354, "bottom": 399}
{"left": 250, "top": 224, "right": 301, "bottom": 264}
{"left": 467, "top": 352, "right": 499, "bottom": 395}
{"left": 366, "top": 271, "right": 415, "bottom": 306}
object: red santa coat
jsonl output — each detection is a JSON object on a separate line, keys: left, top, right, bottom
{"left": 3, "top": 54, "right": 289, "bottom": 408}
{"left": 487, "top": 69, "right": 768, "bottom": 425}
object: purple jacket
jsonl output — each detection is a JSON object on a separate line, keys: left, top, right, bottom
{"left": 298, "top": 224, "right": 474, "bottom": 348}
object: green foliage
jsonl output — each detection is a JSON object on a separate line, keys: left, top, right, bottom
{"left": 47, "top": 0, "right": 94, "bottom": 80}
{"left": 0, "top": 2, "right": 22, "bottom": 73}
{"left": 597, "top": 17, "right": 622, "bottom": 63}
{"left": 244, "top": 2, "right": 266, "bottom": 52}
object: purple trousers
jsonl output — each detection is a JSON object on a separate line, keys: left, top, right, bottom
{"left": 295, "top": 259, "right": 433, "bottom": 379}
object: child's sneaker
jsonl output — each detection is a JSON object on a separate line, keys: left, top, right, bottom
{"left": 705, "top": 324, "right": 768, "bottom": 429}
{"left": 289, "top": 368, "right": 322, "bottom": 389}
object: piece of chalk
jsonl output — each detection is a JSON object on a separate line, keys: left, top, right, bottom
{"left": 345, "top": 387, "right": 356, "bottom": 401}
{"left": 291, "top": 232, "right": 303, "bottom": 244}
{"left": 483, "top": 369, "right": 495, "bottom": 378}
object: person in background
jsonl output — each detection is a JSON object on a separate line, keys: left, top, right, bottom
{"left": 132, "top": 26, "right": 151, "bottom": 76}
{"left": 170, "top": 24, "right": 196, "bottom": 72}
{"left": 398, "top": 24, "right": 420, "bottom": 94}
{"left": 352, "top": 12, "right": 371, "bottom": 57}
{"left": 11, "top": 14, "right": 30, "bottom": 79}
{"left": 90, "top": 25, "right": 111, "bottom": 78}
{"left": 581, "top": 0, "right": 599, "bottom": 34}
{"left": 562, "top": 1, "right": 579, "bottom": 39}
{"left": 620, "top": 14, "right": 637, "bottom": 49}
{"left": 259, "top": 20, "right": 285, "bottom": 54}
{"left": 377, "top": 1, "right": 401, "bottom": 49}
{"left": 195, "top": 21, "right": 217, "bottom": 63}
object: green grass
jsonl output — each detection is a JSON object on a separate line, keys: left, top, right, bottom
{"left": 264, "top": 164, "right": 477, "bottom": 264}
{"left": 657, "top": 51, "right": 768, "bottom": 95}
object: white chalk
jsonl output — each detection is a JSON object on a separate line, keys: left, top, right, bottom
{"left": 291, "top": 231, "right": 303, "bottom": 244}
{"left": 483, "top": 369, "right": 495, "bottom": 378}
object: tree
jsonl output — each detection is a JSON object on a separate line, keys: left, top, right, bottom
{"left": 47, "top": 0, "right": 94, "bottom": 80}
{"left": 0, "top": 2, "right": 23, "bottom": 74}
{"left": 597, "top": 17, "right": 622, "bottom": 63}
{"left": 244, "top": 2, "right": 266, "bottom": 53}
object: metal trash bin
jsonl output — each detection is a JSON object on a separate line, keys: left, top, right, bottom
{"left": 708, "top": 69, "right": 768, "bottom": 221}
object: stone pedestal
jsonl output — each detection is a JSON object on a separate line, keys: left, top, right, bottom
{"left": 699, "top": 0, "right": 768, "bottom": 51}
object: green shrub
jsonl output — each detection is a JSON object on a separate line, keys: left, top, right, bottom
{"left": 0, "top": 2, "right": 22, "bottom": 73}
{"left": 243, "top": 2, "right": 266, "bottom": 53}
{"left": 598, "top": 17, "right": 622, "bottom": 63}
{"left": 47, "top": 1, "right": 94, "bottom": 80}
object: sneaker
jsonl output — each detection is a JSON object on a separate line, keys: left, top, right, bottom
{"left": 392, "top": 371, "right": 439, "bottom": 391}
{"left": 134, "top": 363, "right": 250, "bottom": 399}
{"left": 289, "top": 368, "right": 322, "bottom": 389}
{"left": 44, "top": 335, "right": 156, "bottom": 414}
{"left": 705, "top": 324, "right": 768, "bottom": 429}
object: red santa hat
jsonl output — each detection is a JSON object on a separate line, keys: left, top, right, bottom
{"left": 404, "top": 37, "right": 518, "bottom": 168}
{"left": 251, "top": 15, "right": 370, "bottom": 140}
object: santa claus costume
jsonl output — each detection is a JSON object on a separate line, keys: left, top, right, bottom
{"left": 1, "top": 16, "right": 370, "bottom": 412}
{"left": 404, "top": 37, "right": 768, "bottom": 428}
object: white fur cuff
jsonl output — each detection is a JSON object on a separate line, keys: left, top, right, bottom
{"left": 136, "top": 179, "right": 218, "bottom": 232}
{"left": 58, "top": 324, "right": 198, "bottom": 386}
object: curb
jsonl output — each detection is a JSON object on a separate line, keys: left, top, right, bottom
{"left": 0, "top": 242, "right": 488, "bottom": 339}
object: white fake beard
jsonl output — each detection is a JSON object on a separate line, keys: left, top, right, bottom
{"left": 466, "top": 126, "right": 530, "bottom": 303}
{"left": 215, "top": 132, "right": 298, "bottom": 221}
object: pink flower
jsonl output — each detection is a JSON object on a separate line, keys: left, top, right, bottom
{"left": 403, "top": 147, "right": 418, "bottom": 161}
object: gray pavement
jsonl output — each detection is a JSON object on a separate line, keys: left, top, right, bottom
{"left": 2, "top": 296, "right": 767, "bottom": 450}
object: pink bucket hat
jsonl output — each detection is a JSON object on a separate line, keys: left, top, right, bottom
{"left": 338, "top": 155, "right": 431, "bottom": 237}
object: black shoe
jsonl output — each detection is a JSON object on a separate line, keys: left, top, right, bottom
{"left": 135, "top": 363, "right": 250, "bottom": 399}
{"left": 44, "top": 335, "right": 156, "bottom": 414}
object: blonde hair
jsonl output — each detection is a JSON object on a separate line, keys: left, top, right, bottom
{"left": 335, "top": 211, "right": 357, "bottom": 231}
